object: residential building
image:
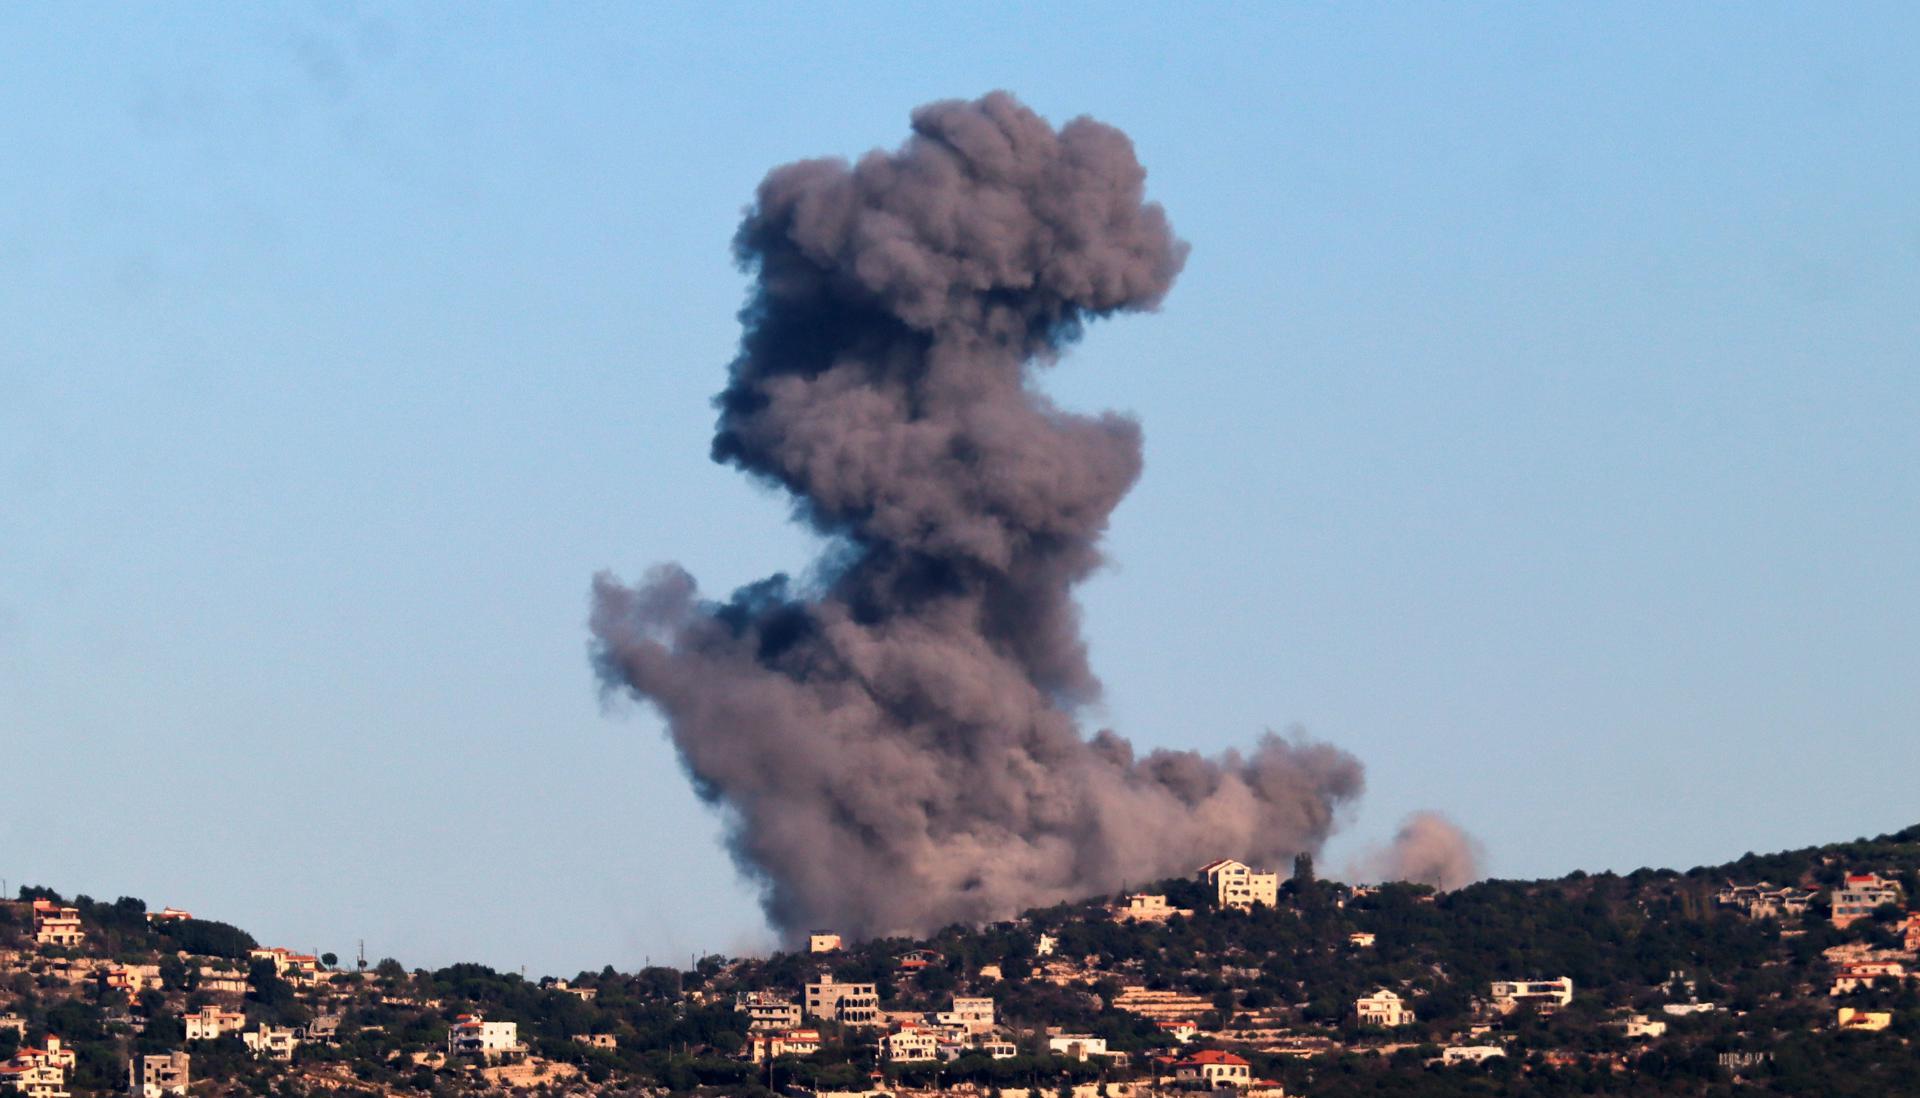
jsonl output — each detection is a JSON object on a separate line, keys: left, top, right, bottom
{"left": 1036, "top": 934, "right": 1057, "bottom": 956}
{"left": 1837, "top": 1008, "right": 1892, "bottom": 1032}
{"left": 804, "top": 973, "right": 880, "bottom": 1026}
{"left": 736, "top": 991, "right": 804, "bottom": 1031}
{"left": 0, "top": 1017, "right": 23, "bottom": 1038}
{"left": 1714, "top": 882, "right": 1816, "bottom": 920}
{"left": 446, "top": 1016, "right": 523, "bottom": 1062}
{"left": 1904, "top": 912, "right": 1920, "bottom": 952}
{"left": 101, "top": 964, "right": 164, "bottom": 998}
{"left": 300, "top": 1016, "right": 342, "bottom": 1044}
{"left": 1490, "top": 978, "right": 1574, "bottom": 1014}
{"left": 574, "top": 1034, "right": 617, "bottom": 1050}
{"left": 1831, "top": 874, "right": 1903, "bottom": 929}
{"left": 0, "top": 1062, "right": 69, "bottom": 1098}
{"left": 183, "top": 1007, "right": 247, "bottom": 1042}
{"left": 1158, "top": 1020, "right": 1198, "bottom": 1044}
{"left": 1661, "top": 1002, "right": 1721, "bottom": 1016}
{"left": 934, "top": 997, "right": 995, "bottom": 1034}
{"left": 1047, "top": 1033, "right": 1108, "bottom": 1061}
{"left": 1197, "top": 859, "right": 1279, "bottom": 909}
{"left": 1347, "top": 932, "right": 1376, "bottom": 948}
{"left": 1830, "top": 961, "right": 1906, "bottom": 996}
{"left": 744, "top": 1028, "right": 818, "bottom": 1061}
{"left": 29, "top": 903, "right": 83, "bottom": 948}
{"left": 808, "top": 932, "right": 842, "bottom": 954}
{"left": 242, "top": 1025, "right": 299, "bottom": 1061}
{"left": 1117, "top": 894, "right": 1191, "bottom": 922}
{"left": 1172, "top": 1049, "right": 1252, "bottom": 1089}
{"left": 128, "top": 1052, "right": 190, "bottom": 1098}
{"left": 883, "top": 1027, "right": 938, "bottom": 1063}
{"left": 977, "top": 1037, "right": 1018, "bottom": 1059}
{"left": 248, "top": 948, "right": 320, "bottom": 985}
{"left": 195, "top": 966, "right": 249, "bottom": 994}
{"left": 8, "top": 1040, "right": 74, "bottom": 1074}
{"left": 1622, "top": 1015, "right": 1667, "bottom": 1039}
{"left": 1355, "top": 989, "right": 1415, "bottom": 1027}
{"left": 145, "top": 907, "right": 193, "bottom": 924}
{"left": 896, "top": 948, "right": 941, "bottom": 971}
{"left": 1441, "top": 1046, "right": 1505, "bottom": 1065}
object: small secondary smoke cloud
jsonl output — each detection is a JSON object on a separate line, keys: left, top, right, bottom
{"left": 1351, "top": 811, "right": 1486, "bottom": 892}
{"left": 592, "top": 91, "right": 1468, "bottom": 940}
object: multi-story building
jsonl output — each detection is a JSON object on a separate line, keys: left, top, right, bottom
{"left": 145, "top": 907, "right": 193, "bottom": 924}
{"left": 1714, "top": 882, "right": 1816, "bottom": 920}
{"left": 807, "top": 932, "right": 842, "bottom": 954}
{"left": 1197, "top": 860, "right": 1278, "bottom": 909}
{"left": 1490, "top": 978, "right": 1574, "bottom": 1014}
{"left": 101, "top": 964, "right": 164, "bottom": 998}
{"left": 242, "top": 1025, "right": 299, "bottom": 1061}
{"left": 195, "top": 966, "right": 249, "bottom": 994}
{"left": 8, "top": 1040, "right": 74, "bottom": 1075}
{"left": 977, "top": 1037, "right": 1018, "bottom": 1060}
{"left": 743, "top": 1028, "right": 819, "bottom": 1062}
{"left": 934, "top": 997, "right": 995, "bottom": 1034}
{"left": 1172, "top": 1049, "right": 1252, "bottom": 1089}
{"left": 446, "top": 1016, "right": 523, "bottom": 1062}
{"left": 1832, "top": 874, "right": 1903, "bottom": 929}
{"left": 804, "top": 973, "right": 880, "bottom": 1026}
{"left": 0, "top": 1061, "right": 69, "bottom": 1098}
{"left": 735, "top": 991, "right": 803, "bottom": 1032}
{"left": 29, "top": 903, "right": 84, "bottom": 948}
{"left": 248, "top": 948, "right": 321, "bottom": 986}
{"left": 183, "top": 1007, "right": 247, "bottom": 1042}
{"left": 883, "top": 1027, "right": 938, "bottom": 1063}
{"left": 1354, "top": 990, "right": 1416, "bottom": 1027}
{"left": 128, "top": 1052, "right": 190, "bottom": 1098}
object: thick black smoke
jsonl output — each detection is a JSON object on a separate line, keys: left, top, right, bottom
{"left": 592, "top": 92, "right": 1375, "bottom": 941}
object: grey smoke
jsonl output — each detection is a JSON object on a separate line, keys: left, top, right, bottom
{"left": 1352, "top": 811, "right": 1486, "bottom": 892}
{"left": 593, "top": 91, "right": 1411, "bottom": 940}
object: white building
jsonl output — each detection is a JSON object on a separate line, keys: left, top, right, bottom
{"left": 808, "top": 932, "right": 842, "bottom": 954}
{"left": 1622, "top": 1014, "right": 1668, "bottom": 1038}
{"left": 745, "top": 1028, "right": 820, "bottom": 1062}
{"left": 1832, "top": 874, "right": 1903, "bottom": 928}
{"left": 883, "top": 1027, "right": 938, "bottom": 1063}
{"left": 241, "top": 1026, "right": 299, "bottom": 1061}
{"left": 977, "top": 1037, "right": 1018, "bottom": 1060}
{"left": 446, "top": 1016, "right": 523, "bottom": 1062}
{"left": 935, "top": 997, "right": 995, "bottom": 1034}
{"left": 1347, "top": 932, "right": 1376, "bottom": 948}
{"left": 1173, "top": 1049, "right": 1252, "bottom": 1088}
{"left": 1440, "top": 1046, "right": 1505, "bottom": 1065}
{"left": 127, "top": 1052, "right": 190, "bottom": 1098}
{"left": 805, "top": 973, "right": 880, "bottom": 1026}
{"left": 1048, "top": 1034, "right": 1108, "bottom": 1060}
{"left": 1198, "top": 859, "right": 1279, "bottom": 909}
{"left": 183, "top": 1007, "right": 247, "bottom": 1042}
{"left": 1354, "top": 989, "right": 1415, "bottom": 1027}
{"left": 736, "top": 991, "right": 804, "bottom": 1031}
{"left": 1489, "top": 978, "right": 1574, "bottom": 1014}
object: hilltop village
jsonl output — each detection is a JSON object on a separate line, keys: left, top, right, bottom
{"left": 5, "top": 828, "right": 1920, "bottom": 1098}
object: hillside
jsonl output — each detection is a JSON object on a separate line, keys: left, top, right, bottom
{"left": 5, "top": 825, "right": 1920, "bottom": 1097}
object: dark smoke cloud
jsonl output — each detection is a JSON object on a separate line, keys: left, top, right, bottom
{"left": 1349, "top": 811, "right": 1486, "bottom": 892}
{"left": 592, "top": 91, "right": 1372, "bottom": 941}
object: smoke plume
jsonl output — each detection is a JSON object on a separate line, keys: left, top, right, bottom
{"left": 592, "top": 91, "right": 1392, "bottom": 940}
{"left": 1351, "top": 811, "right": 1485, "bottom": 892}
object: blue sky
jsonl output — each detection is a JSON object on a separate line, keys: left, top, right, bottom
{"left": 2, "top": 4, "right": 1916, "bottom": 977}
